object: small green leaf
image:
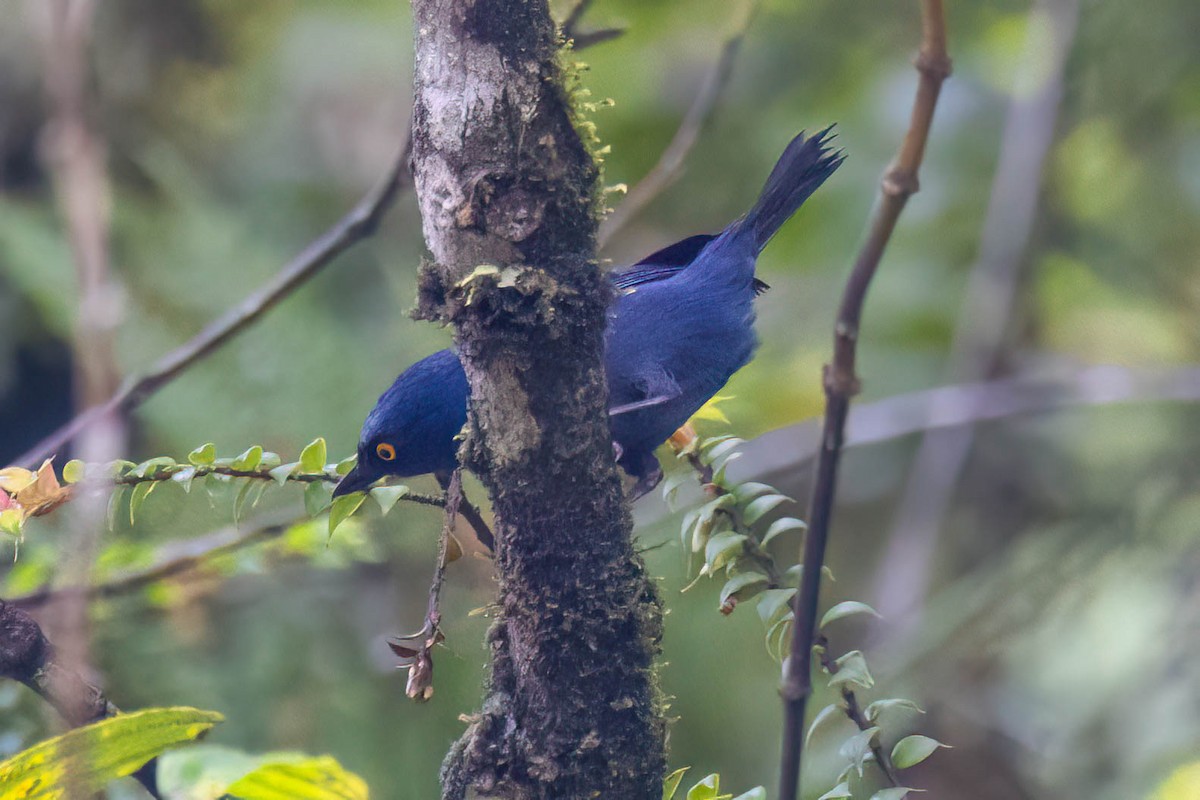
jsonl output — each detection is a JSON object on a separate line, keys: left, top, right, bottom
{"left": 171, "top": 467, "right": 198, "bottom": 493}
{"left": 188, "top": 443, "right": 217, "bottom": 466}
{"left": 105, "top": 460, "right": 137, "bottom": 478}
{"left": 129, "top": 482, "right": 157, "bottom": 525}
{"left": 741, "top": 493, "right": 790, "bottom": 526}
{"left": 761, "top": 516, "right": 806, "bottom": 546}
{"left": 234, "top": 480, "right": 269, "bottom": 523}
{"left": 259, "top": 451, "right": 282, "bottom": 470}
{"left": 335, "top": 455, "right": 357, "bottom": 477}
{"left": 821, "top": 601, "right": 883, "bottom": 629}
{"left": 869, "top": 789, "right": 921, "bottom": 800}
{"left": 784, "top": 564, "right": 835, "bottom": 585}
{"left": 225, "top": 755, "right": 369, "bottom": 800}
{"left": 304, "top": 482, "right": 330, "bottom": 518}
{"left": 328, "top": 493, "right": 367, "bottom": 538}
{"left": 890, "top": 734, "right": 948, "bottom": 769}
{"left": 156, "top": 745, "right": 264, "bottom": 800}
{"left": 863, "top": 698, "right": 925, "bottom": 723}
{"left": 660, "top": 471, "right": 693, "bottom": 508}
{"left": 203, "top": 473, "right": 229, "bottom": 511}
{"left": 232, "top": 446, "right": 263, "bottom": 472}
{"left": 269, "top": 462, "right": 299, "bottom": 486}
{"left": 133, "top": 457, "right": 176, "bottom": 479}
{"left": 828, "top": 650, "right": 874, "bottom": 691}
{"left": 731, "top": 482, "right": 776, "bottom": 505}
{"left": 698, "top": 434, "right": 739, "bottom": 451}
{"left": 663, "top": 767, "right": 690, "bottom": 800}
{"left": 756, "top": 588, "right": 798, "bottom": 628}
{"left": 370, "top": 485, "right": 410, "bottom": 515}
{"left": 806, "top": 703, "right": 842, "bottom": 747}
{"left": 719, "top": 572, "right": 768, "bottom": 607}
{"left": 107, "top": 486, "right": 129, "bottom": 530}
{"left": 731, "top": 789, "right": 765, "bottom": 800}
{"left": 298, "top": 438, "right": 327, "bottom": 474}
{"left": 685, "top": 773, "right": 723, "bottom": 800}
{"left": 704, "top": 532, "right": 747, "bottom": 572}
{"left": 837, "top": 726, "right": 880, "bottom": 778}
{"left": 0, "top": 706, "right": 222, "bottom": 798}
{"left": 702, "top": 437, "right": 745, "bottom": 466}
{"left": 62, "top": 460, "right": 86, "bottom": 484}
{"left": 818, "top": 782, "right": 853, "bottom": 800}
{"left": 766, "top": 614, "right": 793, "bottom": 662}
{"left": 692, "top": 494, "right": 736, "bottom": 552}
{"left": 0, "top": 509, "right": 23, "bottom": 538}
{"left": 708, "top": 456, "right": 739, "bottom": 488}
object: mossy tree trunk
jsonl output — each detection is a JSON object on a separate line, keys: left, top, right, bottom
{"left": 409, "top": 1, "right": 666, "bottom": 798}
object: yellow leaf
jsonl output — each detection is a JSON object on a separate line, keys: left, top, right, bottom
{"left": 0, "top": 706, "right": 223, "bottom": 800}
{"left": 1151, "top": 761, "right": 1200, "bottom": 800}
{"left": 690, "top": 395, "right": 734, "bottom": 426}
{"left": 225, "top": 756, "right": 369, "bottom": 800}
{"left": 0, "top": 467, "right": 35, "bottom": 494}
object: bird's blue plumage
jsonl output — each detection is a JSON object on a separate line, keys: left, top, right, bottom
{"left": 334, "top": 128, "right": 843, "bottom": 498}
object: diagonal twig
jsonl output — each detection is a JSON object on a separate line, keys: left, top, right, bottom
{"left": 8, "top": 511, "right": 303, "bottom": 610}
{"left": 597, "top": 0, "right": 761, "bottom": 247}
{"left": 16, "top": 134, "right": 414, "bottom": 470}
{"left": 777, "top": 3, "right": 951, "bottom": 799}
{"left": 392, "top": 468, "right": 463, "bottom": 702}
{"left": 0, "top": 599, "right": 162, "bottom": 797}
{"left": 560, "top": 0, "right": 595, "bottom": 38}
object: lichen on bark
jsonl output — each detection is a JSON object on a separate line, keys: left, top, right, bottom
{"left": 408, "top": 1, "right": 666, "bottom": 798}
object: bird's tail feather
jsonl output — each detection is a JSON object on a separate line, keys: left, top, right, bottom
{"left": 741, "top": 126, "right": 844, "bottom": 253}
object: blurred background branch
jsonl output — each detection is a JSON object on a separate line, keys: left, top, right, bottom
{"left": 2, "top": 1, "right": 1198, "bottom": 797}
{"left": 31, "top": 2, "right": 122, "bottom": 765}
{"left": 870, "top": 0, "right": 1083, "bottom": 642}
{"left": 779, "top": 1, "right": 949, "bottom": 797}
{"left": 15, "top": 136, "right": 414, "bottom": 470}
{"left": 599, "top": 0, "right": 760, "bottom": 246}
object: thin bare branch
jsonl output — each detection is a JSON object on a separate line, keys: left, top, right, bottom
{"left": 395, "top": 469, "right": 464, "bottom": 702}
{"left": 572, "top": 27, "right": 625, "bottom": 50}
{"left": 598, "top": 0, "right": 761, "bottom": 247}
{"left": 16, "top": 134, "right": 414, "bottom": 469}
{"left": 561, "top": 0, "right": 596, "bottom": 39}
{"left": 777, "top": 3, "right": 950, "bottom": 798}
{"left": 871, "top": 0, "right": 1082, "bottom": 640}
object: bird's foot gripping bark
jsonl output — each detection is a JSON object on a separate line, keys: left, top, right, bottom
{"left": 622, "top": 449, "right": 663, "bottom": 500}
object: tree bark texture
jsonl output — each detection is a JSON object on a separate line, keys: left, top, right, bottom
{"left": 409, "top": 2, "right": 666, "bottom": 798}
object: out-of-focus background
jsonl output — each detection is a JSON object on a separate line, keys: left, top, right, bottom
{"left": 2, "top": 0, "right": 1199, "bottom": 797}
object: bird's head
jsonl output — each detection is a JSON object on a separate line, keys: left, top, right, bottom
{"left": 332, "top": 434, "right": 405, "bottom": 498}
{"left": 332, "top": 350, "right": 469, "bottom": 497}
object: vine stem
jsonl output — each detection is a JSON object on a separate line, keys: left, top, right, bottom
{"left": 776, "top": 3, "right": 950, "bottom": 799}
{"left": 815, "top": 635, "right": 900, "bottom": 787}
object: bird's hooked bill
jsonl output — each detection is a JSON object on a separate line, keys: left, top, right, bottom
{"left": 332, "top": 464, "right": 373, "bottom": 497}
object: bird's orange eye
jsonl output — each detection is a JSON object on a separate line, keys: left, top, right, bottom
{"left": 375, "top": 442, "right": 397, "bottom": 461}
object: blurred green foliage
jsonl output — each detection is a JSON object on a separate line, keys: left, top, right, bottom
{"left": 2, "top": 0, "right": 1200, "bottom": 797}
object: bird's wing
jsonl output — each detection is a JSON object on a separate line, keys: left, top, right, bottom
{"left": 610, "top": 235, "right": 714, "bottom": 292}
{"left": 610, "top": 233, "right": 768, "bottom": 295}
{"left": 608, "top": 365, "right": 682, "bottom": 417}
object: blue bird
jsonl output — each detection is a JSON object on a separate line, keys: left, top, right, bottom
{"left": 334, "top": 128, "right": 842, "bottom": 500}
